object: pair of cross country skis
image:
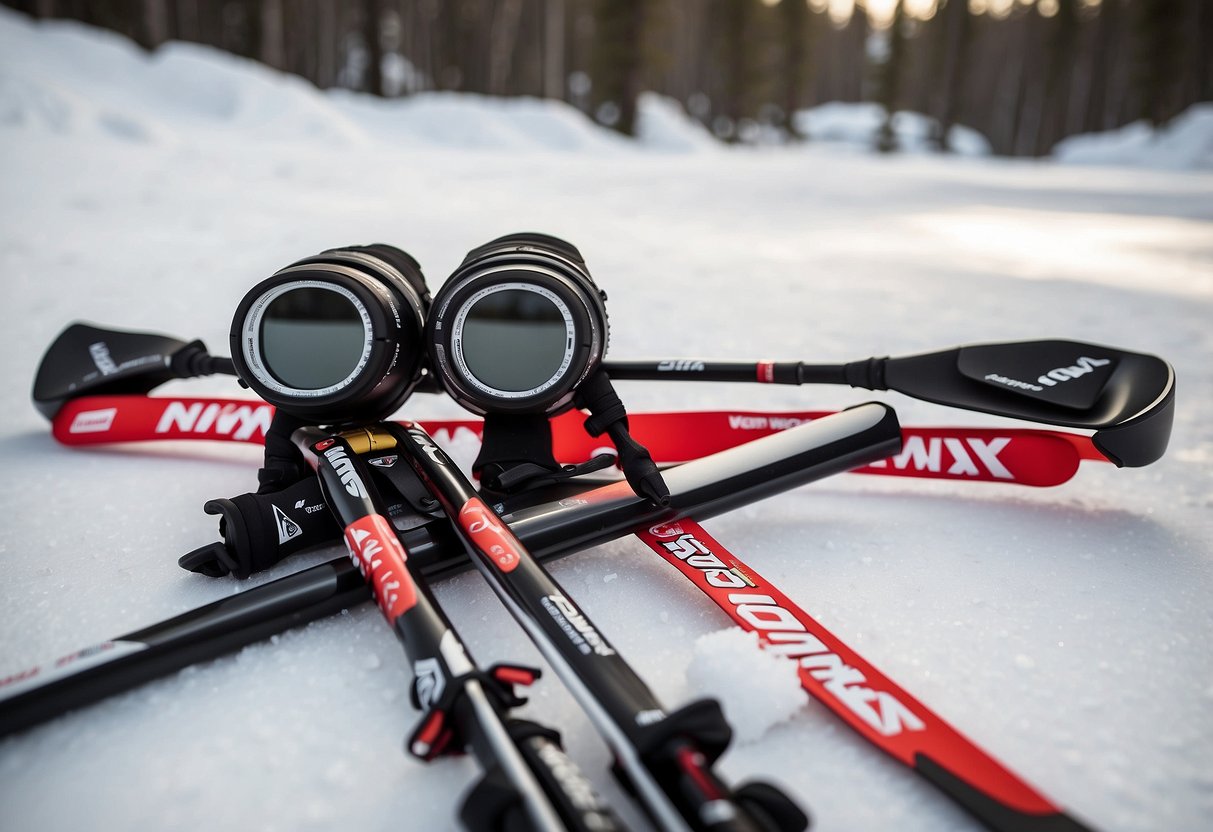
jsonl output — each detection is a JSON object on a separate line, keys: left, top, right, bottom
{"left": 4, "top": 235, "right": 1176, "bottom": 831}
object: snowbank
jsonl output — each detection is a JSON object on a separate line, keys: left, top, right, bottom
{"left": 634, "top": 92, "right": 720, "bottom": 153}
{"left": 792, "top": 101, "right": 992, "bottom": 156}
{"left": 0, "top": 9, "right": 713, "bottom": 155}
{"left": 1053, "top": 103, "right": 1213, "bottom": 170}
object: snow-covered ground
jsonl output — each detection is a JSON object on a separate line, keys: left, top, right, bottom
{"left": 2, "top": 10, "right": 1211, "bottom": 832}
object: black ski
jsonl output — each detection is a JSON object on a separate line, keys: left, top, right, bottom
{"left": 0, "top": 404, "right": 900, "bottom": 738}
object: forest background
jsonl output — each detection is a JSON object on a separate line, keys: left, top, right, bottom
{"left": 4, "top": 0, "right": 1210, "bottom": 157}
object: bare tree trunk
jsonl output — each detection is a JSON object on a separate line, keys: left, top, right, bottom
{"left": 316, "top": 0, "right": 338, "bottom": 88}
{"left": 137, "top": 0, "right": 169, "bottom": 48}
{"left": 363, "top": 0, "right": 385, "bottom": 94}
{"left": 489, "top": 0, "right": 525, "bottom": 95}
{"left": 937, "top": 0, "right": 973, "bottom": 152}
{"left": 778, "top": 0, "right": 809, "bottom": 139}
{"left": 259, "top": 0, "right": 285, "bottom": 69}
{"left": 615, "top": 0, "right": 645, "bottom": 135}
{"left": 543, "top": 0, "right": 565, "bottom": 99}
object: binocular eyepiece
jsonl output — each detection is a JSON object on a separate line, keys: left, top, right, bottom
{"left": 230, "top": 244, "right": 430, "bottom": 423}
{"left": 230, "top": 233, "right": 609, "bottom": 426}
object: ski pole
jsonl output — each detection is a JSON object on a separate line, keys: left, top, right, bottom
{"left": 603, "top": 338, "right": 1174, "bottom": 468}
{"left": 1, "top": 404, "right": 901, "bottom": 737}
{"left": 298, "top": 428, "right": 623, "bottom": 832}
{"left": 380, "top": 420, "right": 810, "bottom": 832}
{"left": 34, "top": 323, "right": 1172, "bottom": 469}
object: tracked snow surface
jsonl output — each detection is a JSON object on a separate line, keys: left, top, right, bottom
{"left": 1, "top": 10, "right": 1211, "bottom": 832}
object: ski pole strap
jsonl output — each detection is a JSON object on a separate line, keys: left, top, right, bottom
{"left": 636, "top": 518, "right": 1095, "bottom": 832}
{"left": 575, "top": 367, "right": 670, "bottom": 505}
{"left": 50, "top": 395, "right": 1109, "bottom": 487}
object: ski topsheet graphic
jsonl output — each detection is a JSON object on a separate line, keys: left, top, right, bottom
{"left": 52, "top": 394, "right": 1107, "bottom": 487}
{"left": 638, "top": 518, "right": 1095, "bottom": 832}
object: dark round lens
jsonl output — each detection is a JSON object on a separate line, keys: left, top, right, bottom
{"left": 461, "top": 289, "right": 569, "bottom": 392}
{"left": 260, "top": 287, "right": 366, "bottom": 389}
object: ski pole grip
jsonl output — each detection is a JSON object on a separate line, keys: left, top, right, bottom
{"left": 841, "top": 356, "right": 888, "bottom": 390}
{"left": 179, "top": 478, "right": 339, "bottom": 578}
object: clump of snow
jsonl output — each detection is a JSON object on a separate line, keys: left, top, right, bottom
{"left": 0, "top": 11, "right": 370, "bottom": 148}
{"left": 1053, "top": 103, "right": 1213, "bottom": 170}
{"left": 686, "top": 629, "right": 806, "bottom": 743}
{"left": 792, "top": 102, "right": 991, "bottom": 156}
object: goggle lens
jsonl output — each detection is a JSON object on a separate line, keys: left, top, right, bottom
{"left": 261, "top": 286, "right": 366, "bottom": 390}
{"left": 460, "top": 287, "right": 571, "bottom": 394}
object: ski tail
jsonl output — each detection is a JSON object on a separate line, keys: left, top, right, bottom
{"left": 637, "top": 519, "right": 1096, "bottom": 832}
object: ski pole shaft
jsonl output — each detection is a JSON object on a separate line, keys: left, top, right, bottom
{"left": 385, "top": 421, "right": 802, "bottom": 832}
{"left": 603, "top": 360, "right": 848, "bottom": 385}
{"left": 296, "top": 428, "right": 621, "bottom": 832}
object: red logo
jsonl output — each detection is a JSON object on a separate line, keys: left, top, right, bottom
{"left": 314, "top": 438, "right": 336, "bottom": 452}
{"left": 647, "top": 522, "right": 685, "bottom": 539}
{"left": 460, "top": 499, "right": 521, "bottom": 572}
{"left": 343, "top": 515, "right": 416, "bottom": 619}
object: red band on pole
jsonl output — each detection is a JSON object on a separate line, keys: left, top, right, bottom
{"left": 343, "top": 514, "right": 417, "bottom": 620}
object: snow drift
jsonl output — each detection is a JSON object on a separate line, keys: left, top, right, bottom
{"left": 1053, "top": 104, "right": 1213, "bottom": 170}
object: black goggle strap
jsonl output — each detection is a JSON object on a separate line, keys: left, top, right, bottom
{"left": 575, "top": 368, "right": 671, "bottom": 506}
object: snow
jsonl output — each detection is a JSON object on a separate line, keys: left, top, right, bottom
{"left": 1054, "top": 104, "right": 1213, "bottom": 171}
{"left": 792, "top": 102, "right": 992, "bottom": 156}
{"left": 2, "top": 8, "right": 1212, "bottom": 832}
{"left": 687, "top": 629, "right": 807, "bottom": 744}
